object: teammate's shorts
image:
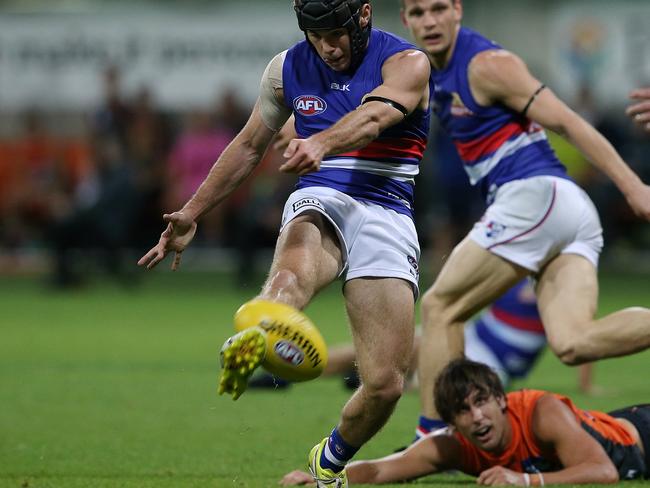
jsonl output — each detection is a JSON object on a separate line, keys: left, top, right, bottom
{"left": 464, "top": 311, "right": 546, "bottom": 387}
{"left": 281, "top": 187, "right": 420, "bottom": 296}
{"left": 608, "top": 404, "right": 650, "bottom": 478}
{"left": 469, "top": 176, "right": 603, "bottom": 272}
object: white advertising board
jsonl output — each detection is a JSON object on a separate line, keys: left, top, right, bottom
{"left": 0, "top": 7, "right": 302, "bottom": 110}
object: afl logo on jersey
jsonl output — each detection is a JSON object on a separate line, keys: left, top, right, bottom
{"left": 293, "top": 95, "right": 327, "bottom": 116}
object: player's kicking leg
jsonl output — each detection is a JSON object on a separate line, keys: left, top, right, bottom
{"left": 219, "top": 211, "right": 342, "bottom": 399}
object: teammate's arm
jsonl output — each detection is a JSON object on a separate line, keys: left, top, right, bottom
{"left": 280, "top": 49, "right": 431, "bottom": 175}
{"left": 279, "top": 431, "right": 462, "bottom": 486}
{"left": 530, "top": 394, "right": 619, "bottom": 484}
{"left": 626, "top": 87, "right": 650, "bottom": 132}
{"left": 138, "top": 54, "right": 291, "bottom": 270}
{"left": 468, "top": 50, "right": 650, "bottom": 221}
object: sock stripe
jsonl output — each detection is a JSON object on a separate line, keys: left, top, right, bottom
{"left": 323, "top": 440, "right": 347, "bottom": 467}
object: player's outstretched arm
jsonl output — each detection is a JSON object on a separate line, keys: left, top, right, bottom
{"left": 280, "top": 49, "right": 430, "bottom": 175}
{"left": 469, "top": 51, "right": 650, "bottom": 221}
{"left": 279, "top": 432, "right": 461, "bottom": 486}
{"left": 626, "top": 87, "right": 650, "bottom": 132}
{"left": 137, "top": 99, "right": 284, "bottom": 270}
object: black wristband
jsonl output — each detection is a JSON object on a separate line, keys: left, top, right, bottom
{"left": 362, "top": 96, "right": 409, "bottom": 117}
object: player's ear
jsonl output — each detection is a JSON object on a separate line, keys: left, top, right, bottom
{"left": 454, "top": 0, "right": 463, "bottom": 22}
{"left": 359, "top": 3, "right": 371, "bottom": 28}
{"left": 497, "top": 394, "right": 507, "bottom": 412}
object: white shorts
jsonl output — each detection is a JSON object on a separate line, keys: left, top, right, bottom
{"left": 469, "top": 176, "right": 603, "bottom": 272}
{"left": 281, "top": 187, "right": 420, "bottom": 296}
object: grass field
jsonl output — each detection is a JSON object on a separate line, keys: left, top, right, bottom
{"left": 1, "top": 269, "right": 650, "bottom": 487}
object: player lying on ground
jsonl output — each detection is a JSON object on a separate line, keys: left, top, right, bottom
{"left": 281, "top": 358, "right": 650, "bottom": 486}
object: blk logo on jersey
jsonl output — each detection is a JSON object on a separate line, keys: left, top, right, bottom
{"left": 293, "top": 95, "right": 327, "bottom": 116}
{"left": 330, "top": 82, "right": 350, "bottom": 92}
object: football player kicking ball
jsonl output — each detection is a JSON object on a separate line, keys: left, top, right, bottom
{"left": 139, "top": 1, "right": 432, "bottom": 486}
{"left": 281, "top": 359, "right": 650, "bottom": 486}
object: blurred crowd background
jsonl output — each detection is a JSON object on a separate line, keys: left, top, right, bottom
{"left": 0, "top": 0, "right": 649, "bottom": 288}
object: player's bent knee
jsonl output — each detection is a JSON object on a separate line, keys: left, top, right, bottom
{"left": 360, "top": 369, "right": 405, "bottom": 406}
{"left": 547, "top": 334, "right": 592, "bottom": 366}
{"left": 263, "top": 269, "right": 310, "bottom": 309}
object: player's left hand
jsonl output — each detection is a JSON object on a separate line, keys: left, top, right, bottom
{"left": 624, "top": 183, "right": 650, "bottom": 221}
{"left": 626, "top": 88, "right": 650, "bottom": 132}
{"left": 280, "top": 138, "right": 325, "bottom": 175}
{"left": 477, "top": 466, "right": 527, "bottom": 486}
{"left": 279, "top": 470, "right": 316, "bottom": 486}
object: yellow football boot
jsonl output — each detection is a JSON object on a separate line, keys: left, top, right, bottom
{"left": 308, "top": 438, "right": 348, "bottom": 488}
{"left": 218, "top": 327, "right": 266, "bottom": 400}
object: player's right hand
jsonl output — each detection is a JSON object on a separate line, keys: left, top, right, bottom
{"left": 626, "top": 88, "right": 650, "bottom": 132}
{"left": 477, "top": 466, "right": 527, "bottom": 486}
{"left": 280, "top": 138, "right": 325, "bottom": 175}
{"left": 137, "top": 211, "right": 197, "bottom": 271}
{"left": 279, "top": 470, "right": 315, "bottom": 486}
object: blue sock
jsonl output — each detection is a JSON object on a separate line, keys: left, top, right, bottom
{"left": 319, "top": 428, "right": 359, "bottom": 473}
{"left": 414, "top": 416, "right": 447, "bottom": 441}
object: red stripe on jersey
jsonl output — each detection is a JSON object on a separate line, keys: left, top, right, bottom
{"left": 491, "top": 306, "right": 545, "bottom": 334}
{"left": 339, "top": 137, "right": 426, "bottom": 160}
{"left": 454, "top": 121, "right": 527, "bottom": 163}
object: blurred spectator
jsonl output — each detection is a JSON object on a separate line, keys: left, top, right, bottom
{"left": 3, "top": 111, "right": 89, "bottom": 248}
{"left": 47, "top": 134, "right": 138, "bottom": 288}
{"left": 566, "top": 84, "right": 643, "bottom": 251}
{"left": 226, "top": 135, "right": 295, "bottom": 287}
{"left": 126, "top": 85, "right": 173, "bottom": 248}
{"left": 415, "top": 125, "right": 483, "bottom": 274}
{"left": 92, "top": 65, "right": 132, "bottom": 149}
{"left": 165, "top": 109, "right": 236, "bottom": 245}
{"left": 213, "top": 86, "right": 250, "bottom": 134}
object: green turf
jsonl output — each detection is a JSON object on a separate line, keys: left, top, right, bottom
{"left": 1, "top": 270, "right": 649, "bottom": 487}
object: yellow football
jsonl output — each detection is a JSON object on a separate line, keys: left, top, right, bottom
{"left": 234, "top": 300, "right": 328, "bottom": 382}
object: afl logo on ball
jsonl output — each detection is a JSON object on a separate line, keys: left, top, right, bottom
{"left": 274, "top": 340, "right": 305, "bottom": 366}
{"left": 293, "top": 95, "right": 327, "bottom": 116}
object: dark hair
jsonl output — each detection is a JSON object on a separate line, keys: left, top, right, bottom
{"left": 434, "top": 358, "right": 505, "bottom": 424}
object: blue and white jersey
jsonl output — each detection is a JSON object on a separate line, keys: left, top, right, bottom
{"left": 282, "top": 29, "right": 431, "bottom": 218}
{"left": 430, "top": 28, "right": 569, "bottom": 201}
{"left": 466, "top": 280, "right": 546, "bottom": 381}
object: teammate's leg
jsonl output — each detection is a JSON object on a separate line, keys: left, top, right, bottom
{"left": 536, "top": 253, "right": 650, "bottom": 365}
{"left": 418, "top": 237, "right": 528, "bottom": 420}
